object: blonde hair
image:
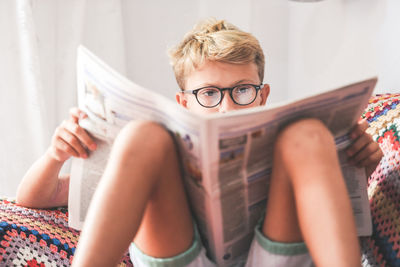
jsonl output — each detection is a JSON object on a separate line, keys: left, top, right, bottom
{"left": 168, "top": 18, "right": 265, "bottom": 89}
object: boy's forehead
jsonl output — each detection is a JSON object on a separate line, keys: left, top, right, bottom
{"left": 185, "top": 61, "right": 260, "bottom": 89}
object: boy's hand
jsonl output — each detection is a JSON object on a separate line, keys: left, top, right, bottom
{"left": 48, "top": 107, "right": 97, "bottom": 162}
{"left": 346, "top": 120, "right": 383, "bottom": 177}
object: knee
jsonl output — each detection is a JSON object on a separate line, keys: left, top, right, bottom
{"left": 113, "top": 120, "right": 176, "bottom": 162}
{"left": 275, "top": 118, "right": 336, "bottom": 159}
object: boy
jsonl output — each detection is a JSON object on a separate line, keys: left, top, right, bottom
{"left": 17, "top": 18, "right": 383, "bottom": 266}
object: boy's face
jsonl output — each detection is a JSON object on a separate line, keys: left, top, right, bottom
{"left": 176, "top": 61, "right": 270, "bottom": 114}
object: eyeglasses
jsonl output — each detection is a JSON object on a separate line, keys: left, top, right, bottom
{"left": 182, "top": 84, "right": 263, "bottom": 108}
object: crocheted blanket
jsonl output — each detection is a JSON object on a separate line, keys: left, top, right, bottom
{"left": 360, "top": 93, "right": 400, "bottom": 267}
{"left": 0, "top": 94, "right": 399, "bottom": 266}
{"left": 0, "top": 201, "right": 132, "bottom": 266}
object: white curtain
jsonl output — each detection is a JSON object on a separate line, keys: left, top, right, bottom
{"left": 0, "top": 0, "right": 126, "bottom": 197}
{"left": 1, "top": 0, "right": 397, "bottom": 197}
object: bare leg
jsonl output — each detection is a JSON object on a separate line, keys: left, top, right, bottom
{"left": 263, "top": 119, "right": 361, "bottom": 267}
{"left": 72, "top": 121, "right": 193, "bottom": 266}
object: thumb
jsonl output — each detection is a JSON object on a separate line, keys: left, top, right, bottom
{"left": 69, "top": 107, "right": 87, "bottom": 123}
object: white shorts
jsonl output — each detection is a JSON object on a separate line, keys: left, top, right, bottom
{"left": 129, "top": 222, "right": 313, "bottom": 267}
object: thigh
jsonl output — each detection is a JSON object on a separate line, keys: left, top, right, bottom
{"left": 132, "top": 125, "right": 194, "bottom": 258}
{"left": 263, "top": 152, "right": 303, "bottom": 243}
{"left": 263, "top": 118, "right": 339, "bottom": 243}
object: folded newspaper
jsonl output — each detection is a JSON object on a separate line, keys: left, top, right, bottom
{"left": 69, "top": 45, "right": 376, "bottom": 266}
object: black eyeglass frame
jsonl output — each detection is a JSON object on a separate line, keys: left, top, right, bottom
{"left": 182, "top": 84, "right": 264, "bottom": 108}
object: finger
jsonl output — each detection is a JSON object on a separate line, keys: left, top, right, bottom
{"left": 54, "top": 137, "right": 80, "bottom": 158}
{"left": 69, "top": 107, "right": 88, "bottom": 123}
{"left": 346, "top": 132, "right": 373, "bottom": 157}
{"left": 358, "top": 149, "right": 383, "bottom": 169}
{"left": 364, "top": 149, "right": 384, "bottom": 176}
{"left": 58, "top": 129, "right": 88, "bottom": 158}
{"left": 350, "top": 120, "right": 368, "bottom": 140}
{"left": 351, "top": 142, "right": 380, "bottom": 166}
{"left": 52, "top": 125, "right": 64, "bottom": 143}
{"left": 64, "top": 120, "right": 97, "bottom": 151}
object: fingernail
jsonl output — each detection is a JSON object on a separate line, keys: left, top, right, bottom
{"left": 82, "top": 153, "right": 88, "bottom": 158}
{"left": 90, "top": 143, "right": 97, "bottom": 150}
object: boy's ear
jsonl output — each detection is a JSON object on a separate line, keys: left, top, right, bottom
{"left": 176, "top": 92, "right": 188, "bottom": 108}
{"left": 259, "top": 84, "right": 270, "bottom": 106}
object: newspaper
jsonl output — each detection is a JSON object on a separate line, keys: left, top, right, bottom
{"left": 69, "top": 45, "right": 376, "bottom": 266}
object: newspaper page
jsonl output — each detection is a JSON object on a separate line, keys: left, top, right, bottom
{"left": 68, "top": 46, "right": 206, "bottom": 230}
{"left": 196, "top": 79, "right": 376, "bottom": 266}
{"left": 69, "top": 46, "right": 376, "bottom": 267}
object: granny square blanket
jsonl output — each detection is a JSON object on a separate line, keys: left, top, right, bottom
{"left": 0, "top": 202, "right": 132, "bottom": 266}
{"left": 360, "top": 93, "right": 400, "bottom": 267}
{"left": 0, "top": 93, "right": 399, "bottom": 266}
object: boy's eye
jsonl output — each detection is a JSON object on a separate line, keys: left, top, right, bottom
{"left": 200, "top": 88, "right": 220, "bottom": 97}
{"left": 235, "top": 85, "right": 251, "bottom": 94}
